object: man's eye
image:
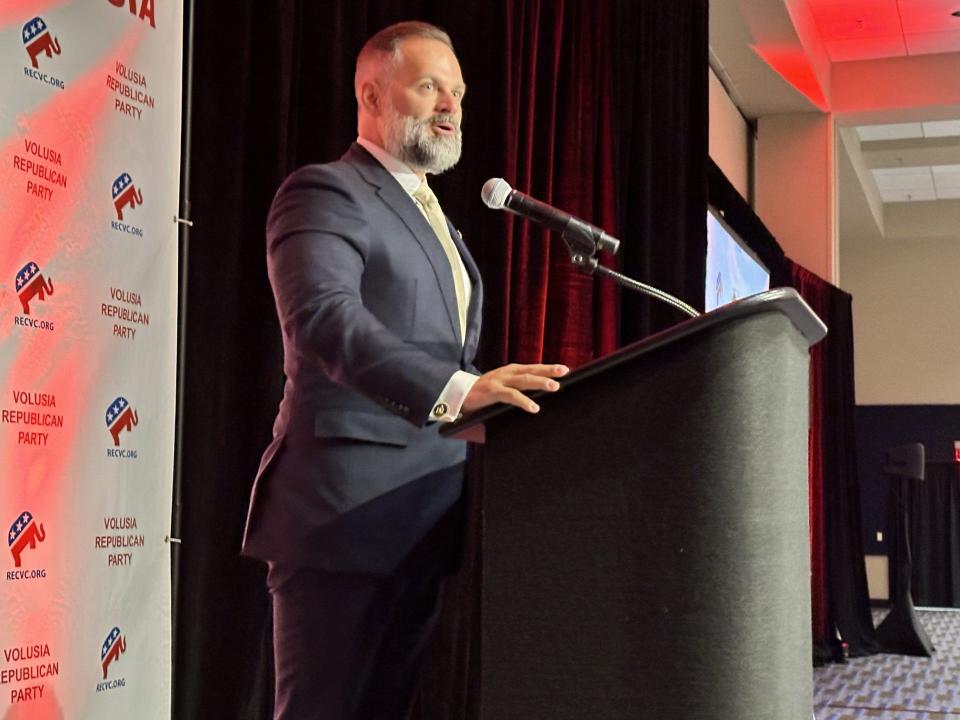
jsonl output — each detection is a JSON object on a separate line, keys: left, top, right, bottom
{"left": 420, "top": 82, "right": 434, "bottom": 91}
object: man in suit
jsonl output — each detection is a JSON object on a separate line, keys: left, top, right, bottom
{"left": 242, "top": 21, "right": 569, "bottom": 720}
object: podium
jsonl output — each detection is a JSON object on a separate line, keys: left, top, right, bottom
{"left": 444, "top": 288, "right": 827, "bottom": 720}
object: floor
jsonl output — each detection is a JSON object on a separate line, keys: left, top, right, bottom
{"left": 814, "top": 608, "right": 960, "bottom": 719}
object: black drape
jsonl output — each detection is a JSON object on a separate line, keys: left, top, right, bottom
{"left": 896, "top": 462, "right": 960, "bottom": 607}
{"left": 779, "top": 262, "right": 879, "bottom": 659}
{"left": 175, "top": 2, "right": 709, "bottom": 718}
{"left": 615, "top": 1, "right": 708, "bottom": 339}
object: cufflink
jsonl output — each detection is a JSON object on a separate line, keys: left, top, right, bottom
{"left": 432, "top": 403, "right": 448, "bottom": 418}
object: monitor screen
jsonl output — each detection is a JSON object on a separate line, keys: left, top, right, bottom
{"left": 705, "top": 208, "right": 770, "bottom": 312}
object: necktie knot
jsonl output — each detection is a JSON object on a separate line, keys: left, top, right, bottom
{"left": 413, "top": 183, "right": 437, "bottom": 210}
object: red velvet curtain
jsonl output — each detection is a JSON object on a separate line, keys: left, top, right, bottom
{"left": 790, "top": 264, "right": 831, "bottom": 652}
{"left": 488, "top": 0, "right": 619, "bottom": 368}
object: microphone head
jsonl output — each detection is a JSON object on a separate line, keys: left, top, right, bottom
{"left": 481, "top": 178, "right": 512, "bottom": 209}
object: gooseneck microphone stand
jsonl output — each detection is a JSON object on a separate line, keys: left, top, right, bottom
{"left": 560, "top": 225, "right": 701, "bottom": 319}
{"left": 480, "top": 177, "right": 700, "bottom": 319}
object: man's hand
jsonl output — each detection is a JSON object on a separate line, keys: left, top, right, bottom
{"left": 461, "top": 363, "right": 570, "bottom": 415}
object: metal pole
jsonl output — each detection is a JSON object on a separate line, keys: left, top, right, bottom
{"left": 170, "top": 0, "right": 195, "bottom": 705}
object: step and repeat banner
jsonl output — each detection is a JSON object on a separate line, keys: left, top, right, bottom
{"left": 0, "top": 1, "right": 182, "bottom": 718}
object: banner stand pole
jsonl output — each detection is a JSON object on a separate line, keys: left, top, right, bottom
{"left": 171, "top": 0, "right": 195, "bottom": 704}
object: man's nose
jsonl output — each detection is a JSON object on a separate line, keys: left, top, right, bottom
{"left": 435, "top": 90, "right": 460, "bottom": 114}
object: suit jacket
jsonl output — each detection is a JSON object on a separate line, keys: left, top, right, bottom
{"left": 241, "top": 143, "right": 483, "bottom": 572}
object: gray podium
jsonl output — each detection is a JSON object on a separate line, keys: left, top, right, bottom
{"left": 444, "top": 288, "right": 827, "bottom": 720}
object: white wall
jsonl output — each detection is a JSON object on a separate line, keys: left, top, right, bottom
{"left": 708, "top": 67, "right": 750, "bottom": 199}
{"left": 843, "top": 231, "right": 960, "bottom": 405}
{"left": 756, "top": 112, "right": 837, "bottom": 282}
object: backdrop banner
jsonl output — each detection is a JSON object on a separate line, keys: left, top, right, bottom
{"left": 0, "top": 1, "right": 181, "bottom": 717}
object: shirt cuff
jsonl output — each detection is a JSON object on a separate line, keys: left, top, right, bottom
{"left": 429, "top": 370, "right": 480, "bottom": 422}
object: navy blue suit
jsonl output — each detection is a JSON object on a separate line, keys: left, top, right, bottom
{"left": 242, "top": 143, "right": 483, "bottom": 718}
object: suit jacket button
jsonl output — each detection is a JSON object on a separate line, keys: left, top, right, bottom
{"left": 432, "top": 403, "right": 448, "bottom": 418}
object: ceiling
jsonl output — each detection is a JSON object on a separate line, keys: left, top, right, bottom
{"left": 808, "top": 0, "right": 960, "bottom": 61}
{"left": 710, "top": 0, "right": 960, "bottom": 244}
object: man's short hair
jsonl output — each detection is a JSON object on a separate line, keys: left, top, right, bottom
{"left": 354, "top": 21, "right": 454, "bottom": 104}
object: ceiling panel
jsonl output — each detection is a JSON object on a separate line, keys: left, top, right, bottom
{"left": 809, "top": 0, "right": 902, "bottom": 39}
{"left": 873, "top": 167, "right": 938, "bottom": 204}
{"left": 824, "top": 35, "right": 909, "bottom": 61}
{"left": 804, "top": 0, "right": 960, "bottom": 61}
{"left": 873, "top": 165, "right": 934, "bottom": 176}
{"left": 932, "top": 165, "right": 960, "bottom": 191}
{"left": 873, "top": 167, "right": 935, "bottom": 191}
{"left": 922, "top": 120, "right": 960, "bottom": 137}
{"left": 857, "top": 122, "right": 925, "bottom": 140}
{"left": 897, "top": 0, "right": 960, "bottom": 34}
{"left": 905, "top": 29, "right": 960, "bottom": 55}
{"left": 879, "top": 187, "right": 938, "bottom": 201}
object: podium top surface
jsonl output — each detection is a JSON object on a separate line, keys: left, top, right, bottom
{"left": 442, "top": 287, "right": 826, "bottom": 439}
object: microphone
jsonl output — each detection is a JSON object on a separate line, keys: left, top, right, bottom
{"left": 481, "top": 178, "right": 620, "bottom": 255}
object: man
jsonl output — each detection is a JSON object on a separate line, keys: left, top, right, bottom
{"left": 242, "top": 21, "right": 568, "bottom": 720}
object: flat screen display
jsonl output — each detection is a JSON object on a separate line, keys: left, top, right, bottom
{"left": 705, "top": 208, "right": 770, "bottom": 312}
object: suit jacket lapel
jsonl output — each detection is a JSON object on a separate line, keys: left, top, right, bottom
{"left": 449, "top": 223, "right": 483, "bottom": 364}
{"left": 345, "top": 144, "right": 462, "bottom": 345}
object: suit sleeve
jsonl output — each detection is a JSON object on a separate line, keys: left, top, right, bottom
{"left": 266, "top": 166, "right": 462, "bottom": 426}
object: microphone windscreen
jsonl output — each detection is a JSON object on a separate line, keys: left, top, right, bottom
{"left": 481, "top": 178, "right": 512, "bottom": 209}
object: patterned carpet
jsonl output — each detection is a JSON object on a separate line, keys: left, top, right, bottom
{"left": 814, "top": 608, "right": 960, "bottom": 719}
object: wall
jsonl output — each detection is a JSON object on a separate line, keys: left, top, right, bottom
{"left": 843, "top": 234, "right": 960, "bottom": 405}
{"left": 756, "top": 112, "right": 837, "bottom": 282}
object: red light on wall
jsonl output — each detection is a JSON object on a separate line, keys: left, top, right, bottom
{"left": 749, "top": 44, "right": 829, "bottom": 111}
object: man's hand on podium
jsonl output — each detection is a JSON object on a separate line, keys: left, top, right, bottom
{"left": 462, "top": 363, "right": 569, "bottom": 415}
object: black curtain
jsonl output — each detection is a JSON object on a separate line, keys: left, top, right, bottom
{"left": 779, "top": 262, "right": 878, "bottom": 659}
{"left": 615, "top": 1, "right": 708, "bottom": 339}
{"left": 175, "top": 2, "right": 709, "bottom": 718}
{"left": 895, "top": 462, "right": 960, "bottom": 607}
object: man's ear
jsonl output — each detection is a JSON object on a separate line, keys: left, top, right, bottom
{"left": 360, "top": 82, "right": 381, "bottom": 116}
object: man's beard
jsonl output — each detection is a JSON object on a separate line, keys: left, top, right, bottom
{"left": 382, "top": 105, "right": 462, "bottom": 175}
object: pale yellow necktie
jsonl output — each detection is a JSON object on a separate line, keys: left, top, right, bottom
{"left": 412, "top": 182, "right": 467, "bottom": 341}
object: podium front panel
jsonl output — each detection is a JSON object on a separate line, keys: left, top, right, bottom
{"left": 477, "top": 311, "right": 813, "bottom": 720}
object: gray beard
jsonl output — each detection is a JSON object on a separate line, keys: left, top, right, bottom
{"left": 383, "top": 108, "right": 462, "bottom": 175}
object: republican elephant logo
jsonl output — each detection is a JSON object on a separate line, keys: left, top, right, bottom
{"left": 105, "top": 397, "right": 138, "bottom": 446}
{"left": 22, "top": 17, "right": 61, "bottom": 69}
{"left": 8, "top": 511, "right": 45, "bottom": 568}
{"left": 112, "top": 173, "right": 143, "bottom": 221}
{"left": 100, "top": 627, "right": 126, "bottom": 680}
{"left": 15, "top": 261, "right": 54, "bottom": 315}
